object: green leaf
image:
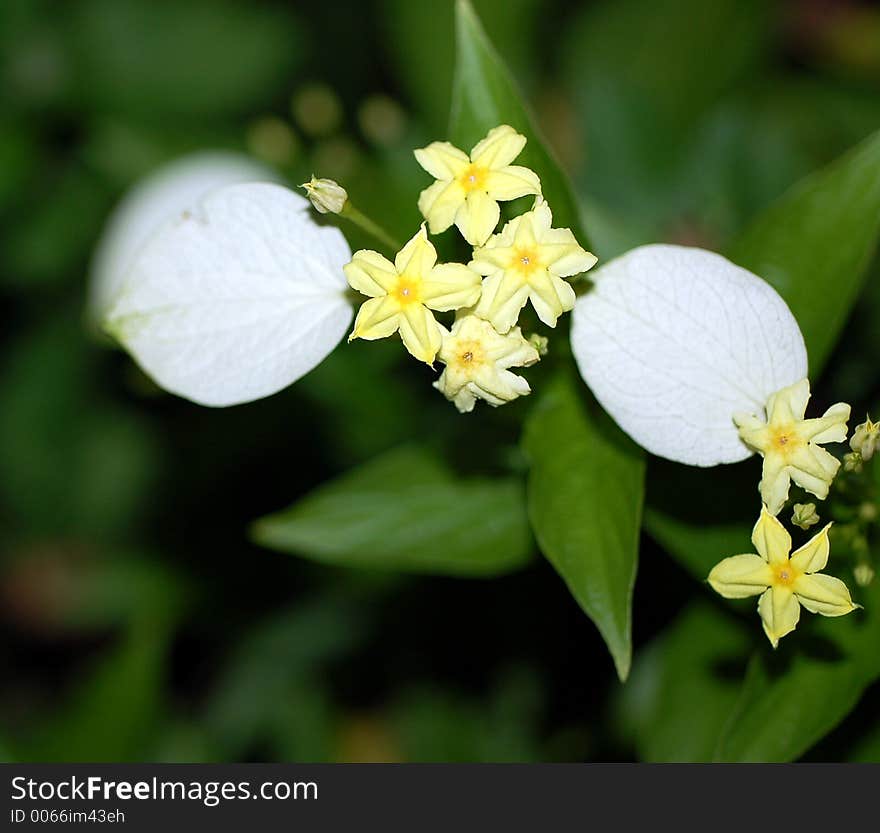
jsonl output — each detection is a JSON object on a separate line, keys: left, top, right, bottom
{"left": 523, "top": 374, "right": 645, "bottom": 681}
{"left": 616, "top": 603, "right": 751, "bottom": 762}
{"left": 252, "top": 445, "right": 532, "bottom": 577}
{"left": 729, "top": 128, "right": 880, "bottom": 372}
{"left": 450, "top": 0, "right": 587, "bottom": 242}
{"left": 714, "top": 580, "right": 880, "bottom": 762}
{"left": 449, "top": 0, "right": 644, "bottom": 679}
{"left": 382, "top": 0, "right": 541, "bottom": 135}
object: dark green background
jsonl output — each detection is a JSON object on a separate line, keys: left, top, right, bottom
{"left": 1, "top": 0, "right": 878, "bottom": 762}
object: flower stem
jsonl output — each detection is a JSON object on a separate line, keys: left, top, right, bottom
{"left": 340, "top": 202, "right": 402, "bottom": 253}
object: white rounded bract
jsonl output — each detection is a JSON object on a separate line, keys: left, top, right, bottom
{"left": 571, "top": 244, "right": 808, "bottom": 466}
{"left": 105, "top": 183, "right": 353, "bottom": 407}
{"left": 90, "top": 151, "right": 277, "bottom": 321}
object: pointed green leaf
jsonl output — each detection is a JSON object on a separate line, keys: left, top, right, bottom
{"left": 729, "top": 128, "right": 880, "bottom": 371}
{"left": 449, "top": 0, "right": 643, "bottom": 678}
{"left": 450, "top": 0, "right": 587, "bottom": 241}
{"left": 523, "top": 375, "right": 645, "bottom": 681}
{"left": 252, "top": 445, "right": 532, "bottom": 577}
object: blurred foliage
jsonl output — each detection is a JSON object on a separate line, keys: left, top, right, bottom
{"left": 1, "top": 0, "right": 879, "bottom": 763}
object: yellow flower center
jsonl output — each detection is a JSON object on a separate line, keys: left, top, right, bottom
{"left": 392, "top": 275, "right": 422, "bottom": 306}
{"left": 770, "top": 425, "right": 804, "bottom": 459}
{"left": 458, "top": 163, "right": 488, "bottom": 192}
{"left": 772, "top": 561, "right": 800, "bottom": 587}
{"left": 511, "top": 245, "right": 541, "bottom": 278}
{"left": 449, "top": 339, "right": 487, "bottom": 377}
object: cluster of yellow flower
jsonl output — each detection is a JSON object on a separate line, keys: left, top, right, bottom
{"left": 341, "top": 125, "right": 596, "bottom": 412}
{"left": 709, "top": 379, "right": 877, "bottom": 647}
{"left": 312, "top": 126, "right": 874, "bottom": 646}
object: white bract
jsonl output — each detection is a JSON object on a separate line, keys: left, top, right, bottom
{"left": 90, "top": 152, "right": 277, "bottom": 321}
{"left": 570, "top": 244, "right": 808, "bottom": 466}
{"left": 105, "top": 183, "right": 353, "bottom": 407}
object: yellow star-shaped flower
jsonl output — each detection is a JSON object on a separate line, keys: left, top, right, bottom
{"left": 708, "top": 507, "right": 858, "bottom": 648}
{"left": 734, "top": 378, "right": 850, "bottom": 516}
{"left": 433, "top": 314, "right": 540, "bottom": 413}
{"left": 414, "top": 125, "right": 541, "bottom": 247}
{"left": 470, "top": 198, "right": 597, "bottom": 333}
{"left": 343, "top": 225, "right": 481, "bottom": 365}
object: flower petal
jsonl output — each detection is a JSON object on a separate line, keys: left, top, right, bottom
{"left": 793, "top": 573, "right": 857, "bottom": 617}
{"left": 758, "top": 586, "right": 801, "bottom": 648}
{"left": 787, "top": 444, "right": 841, "bottom": 501}
{"left": 469, "top": 244, "right": 514, "bottom": 274}
{"left": 105, "top": 183, "right": 352, "bottom": 407}
{"left": 789, "top": 522, "right": 832, "bottom": 573}
{"left": 469, "top": 125, "right": 527, "bottom": 169}
{"left": 91, "top": 152, "right": 277, "bottom": 322}
{"left": 398, "top": 304, "right": 442, "bottom": 365}
{"left": 418, "top": 179, "right": 465, "bottom": 235}
{"left": 473, "top": 365, "right": 531, "bottom": 405}
{"left": 751, "top": 507, "right": 791, "bottom": 565}
{"left": 455, "top": 190, "right": 501, "bottom": 247}
{"left": 421, "top": 263, "right": 482, "bottom": 311}
{"left": 413, "top": 141, "right": 470, "bottom": 180}
{"left": 484, "top": 165, "right": 541, "bottom": 201}
{"left": 343, "top": 250, "right": 398, "bottom": 297}
{"left": 350, "top": 295, "right": 402, "bottom": 341}
{"left": 527, "top": 271, "right": 576, "bottom": 328}
{"left": 801, "top": 402, "right": 851, "bottom": 444}
{"left": 766, "top": 378, "right": 811, "bottom": 423}
{"left": 474, "top": 271, "right": 530, "bottom": 334}
{"left": 570, "top": 245, "right": 808, "bottom": 466}
{"left": 484, "top": 325, "right": 540, "bottom": 367}
{"left": 540, "top": 232, "right": 598, "bottom": 277}
{"left": 758, "top": 455, "right": 793, "bottom": 517}
{"left": 394, "top": 225, "right": 438, "bottom": 277}
{"left": 707, "top": 553, "right": 773, "bottom": 598}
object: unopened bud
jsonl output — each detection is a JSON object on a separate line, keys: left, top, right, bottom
{"left": 301, "top": 176, "right": 348, "bottom": 215}
{"left": 843, "top": 451, "right": 863, "bottom": 473}
{"left": 527, "top": 334, "right": 549, "bottom": 357}
{"left": 792, "top": 502, "right": 819, "bottom": 530}
{"left": 851, "top": 416, "right": 879, "bottom": 462}
{"left": 854, "top": 563, "right": 875, "bottom": 587}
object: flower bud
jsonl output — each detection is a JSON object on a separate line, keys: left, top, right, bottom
{"left": 854, "top": 563, "right": 875, "bottom": 587}
{"left": 851, "top": 416, "right": 879, "bottom": 462}
{"left": 301, "top": 176, "right": 348, "bottom": 215}
{"left": 843, "top": 451, "right": 863, "bottom": 473}
{"left": 792, "top": 502, "right": 819, "bottom": 530}
{"left": 527, "top": 333, "right": 549, "bottom": 356}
